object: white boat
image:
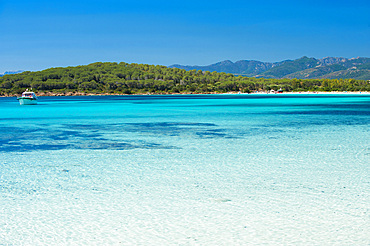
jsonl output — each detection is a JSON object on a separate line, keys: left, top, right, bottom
{"left": 17, "top": 89, "right": 37, "bottom": 105}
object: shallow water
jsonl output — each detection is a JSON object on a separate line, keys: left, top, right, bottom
{"left": 0, "top": 94, "right": 369, "bottom": 245}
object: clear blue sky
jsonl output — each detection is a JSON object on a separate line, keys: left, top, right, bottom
{"left": 1, "top": 0, "right": 369, "bottom": 73}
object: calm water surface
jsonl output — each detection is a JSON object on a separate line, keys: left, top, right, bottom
{"left": 0, "top": 94, "right": 369, "bottom": 245}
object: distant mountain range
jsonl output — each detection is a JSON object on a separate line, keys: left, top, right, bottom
{"left": 0, "top": 70, "right": 24, "bottom": 77}
{"left": 170, "top": 56, "right": 370, "bottom": 80}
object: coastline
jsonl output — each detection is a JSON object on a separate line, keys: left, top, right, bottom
{"left": 1, "top": 90, "right": 369, "bottom": 98}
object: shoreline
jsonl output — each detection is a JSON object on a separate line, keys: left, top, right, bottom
{"left": 1, "top": 91, "right": 369, "bottom": 97}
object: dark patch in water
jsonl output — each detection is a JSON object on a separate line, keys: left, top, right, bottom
{"left": 0, "top": 122, "right": 189, "bottom": 152}
{"left": 195, "top": 129, "right": 229, "bottom": 138}
{"left": 0, "top": 121, "right": 234, "bottom": 152}
{"left": 276, "top": 110, "right": 369, "bottom": 116}
{"left": 0, "top": 140, "right": 176, "bottom": 152}
{"left": 64, "top": 124, "right": 103, "bottom": 131}
{"left": 0, "top": 143, "right": 71, "bottom": 152}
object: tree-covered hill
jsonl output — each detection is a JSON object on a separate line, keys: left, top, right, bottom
{"left": 0, "top": 62, "right": 369, "bottom": 96}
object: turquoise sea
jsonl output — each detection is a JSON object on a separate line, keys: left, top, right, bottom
{"left": 0, "top": 94, "right": 369, "bottom": 245}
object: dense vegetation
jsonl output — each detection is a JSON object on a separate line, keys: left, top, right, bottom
{"left": 0, "top": 62, "right": 369, "bottom": 96}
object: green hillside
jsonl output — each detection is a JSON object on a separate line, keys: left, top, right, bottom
{"left": 285, "top": 64, "right": 347, "bottom": 79}
{"left": 322, "top": 69, "right": 370, "bottom": 80}
{"left": 358, "top": 63, "right": 370, "bottom": 70}
{"left": 260, "top": 57, "right": 319, "bottom": 78}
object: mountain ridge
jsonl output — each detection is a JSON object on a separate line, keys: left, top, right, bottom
{"left": 169, "top": 56, "right": 370, "bottom": 80}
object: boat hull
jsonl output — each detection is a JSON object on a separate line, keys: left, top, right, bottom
{"left": 18, "top": 98, "right": 37, "bottom": 105}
